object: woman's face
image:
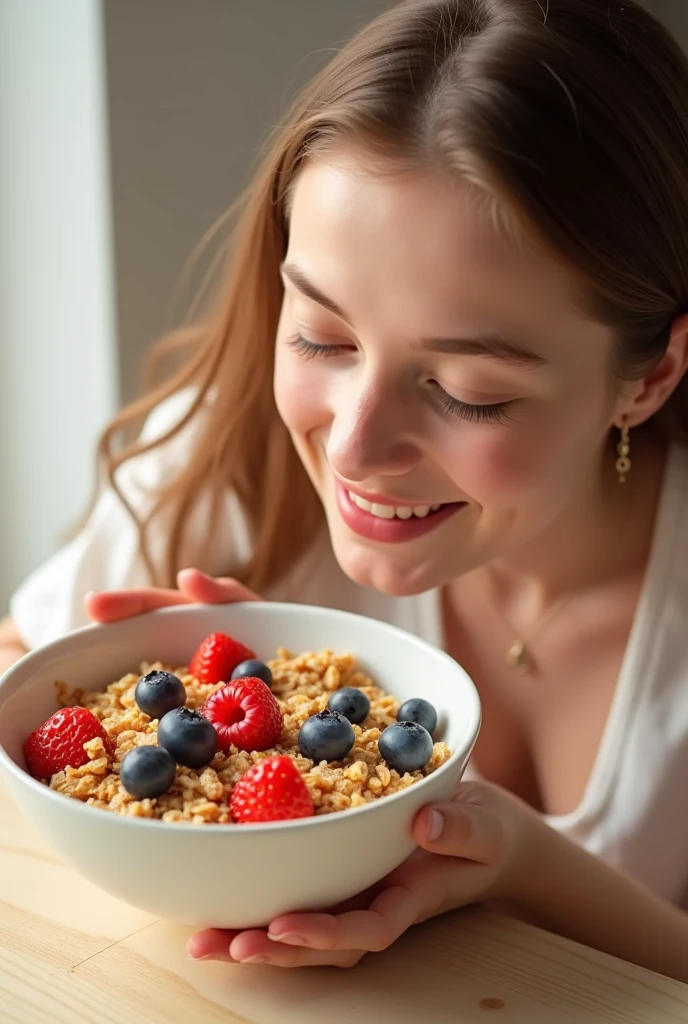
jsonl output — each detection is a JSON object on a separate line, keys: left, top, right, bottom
{"left": 274, "top": 154, "right": 620, "bottom": 596}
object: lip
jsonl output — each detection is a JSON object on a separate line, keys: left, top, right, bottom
{"left": 337, "top": 482, "right": 444, "bottom": 508}
{"left": 335, "top": 482, "right": 466, "bottom": 544}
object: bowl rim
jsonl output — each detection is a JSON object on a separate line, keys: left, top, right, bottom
{"left": 0, "top": 601, "right": 481, "bottom": 833}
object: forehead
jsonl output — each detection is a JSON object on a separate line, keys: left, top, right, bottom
{"left": 286, "top": 154, "right": 590, "bottom": 337}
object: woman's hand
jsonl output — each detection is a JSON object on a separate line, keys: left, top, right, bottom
{"left": 187, "top": 780, "right": 544, "bottom": 968}
{"left": 85, "top": 568, "right": 260, "bottom": 623}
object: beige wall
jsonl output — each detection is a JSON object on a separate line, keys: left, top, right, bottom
{"left": 664, "top": 1, "right": 688, "bottom": 45}
{"left": 648, "top": 0, "right": 688, "bottom": 45}
{"left": 104, "top": 0, "right": 394, "bottom": 402}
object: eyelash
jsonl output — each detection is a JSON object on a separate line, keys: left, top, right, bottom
{"left": 286, "top": 336, "right": 512, "bottom": 424}
{"left": 287, "top": 336, "right": 342, "bottom": 361}
{"left": 430, "top": 385, "right": 510, "bottom": 424}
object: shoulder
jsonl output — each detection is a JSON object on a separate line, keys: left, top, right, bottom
{"left": 139, "top": 387, "right": 202, "bottom": 442}
{"left": 7, "top": 389, "right": 234, "bottom": 647}
{"left": 115, "top": 387, "right": 209, "bottom": 496}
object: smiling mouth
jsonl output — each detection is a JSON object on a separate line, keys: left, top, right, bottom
{"left": 336, "top": 484, "right": 466, "bottom": 544}
{"left": 346, "top": 491, "right": 448, "bottom": 521}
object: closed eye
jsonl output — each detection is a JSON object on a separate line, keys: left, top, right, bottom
{"left": 428, "top": 382, "right": 512, "bottom": 424}
{"left": 286, "top": 336, "right": 350, "bottom": 360}
{"left": 288, "top": 336, "right": 514, "bottom": 424}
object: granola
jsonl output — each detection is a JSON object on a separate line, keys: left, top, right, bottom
{"left": 47, "top": 648, "right": 451, "bottom": 824}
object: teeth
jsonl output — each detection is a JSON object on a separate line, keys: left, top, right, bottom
{"left": 349, "top": 492, "right": 442, "bottom": 520}
{"left": 370, "top": 503, "right": 395, "bottom": 519}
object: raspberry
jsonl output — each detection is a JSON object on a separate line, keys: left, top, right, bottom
{"left": 188, "top": 632, "right": 256, "bottom": 685}
{"left": 201, "top": 677, "right": 283, "bottom": 752}
{"left": 230, "top": 755, "right": 314, "bottom": 823}
{"left": 24, "top": 707, "right": 113, "bottom": 780}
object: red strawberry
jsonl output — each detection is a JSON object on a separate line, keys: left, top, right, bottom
{"left": 188, "top": 632, "right": 256, "bottom": 685}
{"left": 230, "top": 755, "right": 314, "bottom": 823}
{"left": 24, "top": 707, "right": 113, "bottom": 780}
{"left": 202, "top": 677, "right": 282, "bottom": 752}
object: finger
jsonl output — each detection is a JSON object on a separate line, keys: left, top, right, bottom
{"left": 228, "top": 930, "right": 364, "bottom": 969}
{"left": 266, "top": 885, "right": 420, "bottom": 953}
{"left": 186, "top": 928, "right": 242, "bottom": 962}
{"left": 85, "top": 587, "right": 191, "bottom": 623}
{"left": 176, "top": 568, "right": 260, "bottom": 603}
{"left": 414, "top": 801, "right": 506, "bottom": 864}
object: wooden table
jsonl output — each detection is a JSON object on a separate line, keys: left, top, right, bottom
{"left": 2, "top": 780, "right": 687, "bottom": 1024}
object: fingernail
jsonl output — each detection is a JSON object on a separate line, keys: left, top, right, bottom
{"left": 241, "top": 954, "right": 268, "bottom": 964}
{"left": 426, "top": 809, "right": 444, "bottom": 842}
{"left": 187, "top": 953, "right": 217, "bottom": 961}
{"left": 268, "top": 932, "right": 306, "bottom": 945}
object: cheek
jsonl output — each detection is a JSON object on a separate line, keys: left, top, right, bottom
{"left": 441, "top": 420, "right": 575, "bottom": 504}
{"left": 454, "top": 434, "right": 540, "bottom": 498}
{"left": 442, "top": 390, "right": 611, "bottom": 509}
{"left": 273, "top": 347, "right": 331, "bottom": 436}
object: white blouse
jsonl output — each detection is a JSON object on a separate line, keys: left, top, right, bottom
{"left": 11, "top": 391, "right": 688, "bottom": 909}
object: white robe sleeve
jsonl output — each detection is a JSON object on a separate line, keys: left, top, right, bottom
{"left": 9, "top": 389, "right": 249, "bottom": 649}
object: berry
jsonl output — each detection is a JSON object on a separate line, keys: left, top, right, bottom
{"left": 24, "top": 707, "right": 113, "bottom": 780}
{"left": 135, "top": 670, "right": 186, "bottom": 719}
{"left": 230, "top": 755, "right": 314, "bottom": 823}
{"left": 231, "top": 658, "right": 273, "bottom": 689}
{"left": 201, "top": 677, "right": 282, "bottom": 752}
{"left": 327, "top": 687, "right": 370, "bottom": 725}
{"left": 188, "top": 632, "right": 256, "bottom": 685}
{"left": 120, "top": 745, "right": 177, "bottom": 799}
{"left": 397, "top": 698, "right": 438, "bottom": 736}
{"left": 298, "top": 710, "right": 355, "bottom": 763}
{"left": 157, "top": 707, "right": 218, "bottom": 768}
{"left": 378, "top": 721, "right": 433, "bottom": 774}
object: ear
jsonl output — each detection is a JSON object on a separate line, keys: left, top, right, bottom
{"left": 613, "top": 312, "right": 688, "bottom": 427}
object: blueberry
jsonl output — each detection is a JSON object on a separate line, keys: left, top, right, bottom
{"left": 327, "top": 687, "right": 371, "bottom": 725}
{"left": 157, "top": 707, "right": 218, "bottom": 769}
{"left": 397, "top": 698, "right": 438, "bottom": 736}
{"left": 135, "top": 670, "right": 186, "bottom": 720}
{"left": 378, "top": 721, "right": 433, "bottom": 774}
{"left": 231, "top": 658, "right": 273, "bottom": 688}
{"left": 299, "top": 710, "right": 355, "bottom": 763}
{"left": 119, "top": 745, "right": 176, "bottom": 799}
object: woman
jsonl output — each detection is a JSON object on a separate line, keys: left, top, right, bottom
{"left": 2, "top": 0, "right": 688, "bottom": 977}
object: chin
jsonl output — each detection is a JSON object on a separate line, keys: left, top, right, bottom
{"left": 331, "top": 536, "right": 445, "bottom": 597}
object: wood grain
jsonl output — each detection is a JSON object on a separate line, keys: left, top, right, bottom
{"left": 2, "top": 777, "right": 687, "bottom": 1023}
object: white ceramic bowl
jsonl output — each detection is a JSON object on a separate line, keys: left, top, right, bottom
{"left": 0, "top": 602, "right": 481, "bottom": 928}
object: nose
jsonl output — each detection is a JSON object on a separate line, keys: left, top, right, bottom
{"left": 326, "top": 379, "right": 420, "bottom": 483}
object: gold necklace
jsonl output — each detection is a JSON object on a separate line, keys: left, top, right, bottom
{"left": 480, "top": 574, "right": 572, "bottom": 674}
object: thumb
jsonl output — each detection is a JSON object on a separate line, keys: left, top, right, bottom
{"left": 176, "top": 568, "right": 261, "bottom": 604}
{"left": 413, "top": 800, "right": 506, "bottom": 865}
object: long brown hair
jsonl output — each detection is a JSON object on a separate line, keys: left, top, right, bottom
{"left": 97, "top": 0, "right": 688, "bottom": 591}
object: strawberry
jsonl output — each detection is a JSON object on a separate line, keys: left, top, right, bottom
{"left": 24, "top": 707, "right": 113, "bottom": 780}
{"left": 201, "top": 677, "right": 282, "bottom": 752}
{"left": 230, "top": 755, "right": 314, "bottom": 823}
{"left": 188, "top": 632, "right": 256, "bottom": 685}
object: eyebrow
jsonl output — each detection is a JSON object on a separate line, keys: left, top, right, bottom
{"left": 412, "top": 336, "right": 547, "bottom": 366}
{"left": 281, "top": 262, "right": 353, "bottom": 325}
{"left": 280, "top": 261, "right": 548, "bottom": 368}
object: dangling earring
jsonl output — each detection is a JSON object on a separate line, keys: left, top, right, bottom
{"left": 616, "top": 418, "right": 631, "bottom": 484}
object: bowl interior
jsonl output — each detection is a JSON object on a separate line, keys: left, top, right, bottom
{"left": 0, "top": 602, "right": 481, "bottom": 780}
